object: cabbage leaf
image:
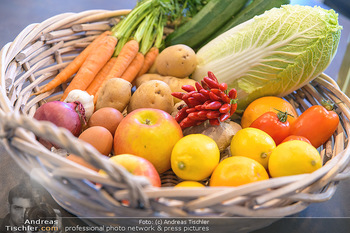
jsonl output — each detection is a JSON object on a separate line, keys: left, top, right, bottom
{"left": 192, "top": 5, "right": 342, "bottom": 111}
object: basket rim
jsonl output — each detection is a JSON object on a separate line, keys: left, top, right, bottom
{"left": 0, "top": 9, "right": 350, "bottom": 219}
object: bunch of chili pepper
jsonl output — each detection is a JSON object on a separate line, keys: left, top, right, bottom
{"left": 172, "top": 71, "right": 237, "bottom": 129}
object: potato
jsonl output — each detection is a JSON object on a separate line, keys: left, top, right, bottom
{"left": 96, "top": 78, "right": 132, "bottom": 112}
{"left": 155, "top": 44, "right": 197, "bottom": 78}
{"left": 134, "top": 73, "right": 196, "bottom": 103}
{"left": 127, "top": 80, "right": 174, "bottom": 114}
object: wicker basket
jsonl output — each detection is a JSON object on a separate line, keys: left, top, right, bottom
{"left": 1, "top": 9, "right": 350, "bottom": 232}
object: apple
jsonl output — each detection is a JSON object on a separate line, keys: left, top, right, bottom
{"left": 108, "top": 154, "right": 161, "bottom": 187}
{"left": 114, "top": 108, "right": 183, "bottom": 173}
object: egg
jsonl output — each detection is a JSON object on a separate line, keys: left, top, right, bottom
{"left": 78, "top": 126, "right": 113, "bottom": 156}
{"left": 88, "top": 107, "right": 124, "bottom": 136}
{"left": 66, "top": 154, "right": 99, "bottom": 172}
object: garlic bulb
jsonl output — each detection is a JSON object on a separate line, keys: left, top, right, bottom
{"left": 63, "top": 90, "right": 94, "bottom": 120}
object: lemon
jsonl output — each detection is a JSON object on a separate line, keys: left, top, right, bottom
{"left": 268, "top": 140, "right": 322, "bottom": 178}
{"left": 230, "top": 128, "right": 276, "bottom": 169}
{"left": 171, "top": 134, "right": 220, "bottom": 181}
{"left": 210, "top": 156, "right": 269, "bottom": 187}
{"left": 174, "top": 181, "right": 205, "bottom": 188}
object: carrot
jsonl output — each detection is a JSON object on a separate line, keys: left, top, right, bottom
{"left": 86, "top": 57, "right": 117, "bottom": 96}
{"left": 104, "top": 39, "right": 139, "bottom": 80}
{"left": 120, "top": 52, "right": 144, "bottom": 82}
{"left": 137, "top": 47, "right": 159, "bottom": 77}
{"left": 34, "top": 31, "right": 111, "bottom": 95}
{"left": 60, "top": 35, "right": 118, "bottom": 101}
{"left": 91, "top": 39, "right": 139, "bottom": 103}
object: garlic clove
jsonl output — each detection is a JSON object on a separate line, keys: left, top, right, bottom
{"left": 63, "top": 90, "right": 94, "bottom": 120}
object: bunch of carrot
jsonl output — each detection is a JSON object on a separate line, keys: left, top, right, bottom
{"left": 35, "top": 30, "right": 159, "bottom": 103}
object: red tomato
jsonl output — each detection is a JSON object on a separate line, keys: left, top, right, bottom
{"left": 281, "top": 135, "right": 312, "bottom": 145}
{"left": 250, "top": 111, "right": 290, "bottom": 145}
{"left": 290, "top": 103, "right": 339, "bottom": 148}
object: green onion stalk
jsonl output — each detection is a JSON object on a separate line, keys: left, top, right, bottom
{"left": 111, "top": 0, "right": 209, "bottom": 56}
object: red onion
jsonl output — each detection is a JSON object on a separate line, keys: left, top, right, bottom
{"left": 34, "top": 101, "right": 86, "bottom": 137}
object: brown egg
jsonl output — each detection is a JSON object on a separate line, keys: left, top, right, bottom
{"left": 66, "top": 154, "right": 99, "bottom": 172}
{"left": 88, "top": 107, "right": 124, "bottom": 136}
{"left": 78, "top": 126, "right": 113, "bottom": 156}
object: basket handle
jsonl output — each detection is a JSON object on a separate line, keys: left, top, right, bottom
{"left": 0, "top": 110, "right": 153, "bottom": 209}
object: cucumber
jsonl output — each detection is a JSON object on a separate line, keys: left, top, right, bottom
{"left": 165, "top": 0, "right": 249, "bottom": 49}
{"left": 201, "top": 0, "right": 291, "bottom": 47}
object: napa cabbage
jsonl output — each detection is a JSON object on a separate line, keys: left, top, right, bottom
{"left": 192, "top": 5, "right": 342, "bottom": 111}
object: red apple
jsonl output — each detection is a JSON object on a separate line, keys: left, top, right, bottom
{"left": 109, "top": 154, "right": 161, "bottom": 187}
{"left": 114, "top": 108, "right": 183, "bottom": 173}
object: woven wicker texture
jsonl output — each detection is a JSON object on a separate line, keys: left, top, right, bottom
{"left": 1, "top": 9, "right": 350, "bottom": 232}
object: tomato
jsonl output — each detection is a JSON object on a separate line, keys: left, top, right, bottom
{"left": 241, "top": 96, "right": 298, "bottom": 128}
{"left": 281, "top": 135, "right": 312, "bottom": 145}
{"left": 290, "top": 102, "right": 339, "bottom": 148}
{"left": 250, "top": 111, "right": 290, "bottom": 145}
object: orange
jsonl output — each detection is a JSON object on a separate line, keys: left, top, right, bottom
{"left": 210, "top": 156, "right": 269, "bottom": 187}
{"left": 241, "top": 96, "right": 298, "bottom": 128}
{"left": 174, "top": 181, "right": 205, "bottom": 188}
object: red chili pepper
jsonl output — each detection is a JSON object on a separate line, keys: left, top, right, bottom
{"left": 195, "top": 82, "right": 204, "bottom": 92}
{"left": 195, "top": 105, "right": 203, "bottom": 110}
{"left": 205, "top": 101, "right": 222, "bottom": 110}
{"left": 219, "top": 83, "right": 228, "bottom": 91}
{"left": 175, "top": 106, "right": 189, "bottom": 123}
{"left": 192, "top": 93, "right": 207, "bottom": 103}
{"left": 171, "top": 92, "right": 185, "bottom": 100}
{"left": 182, "top": 91, "right": 195, "bottom": 106}
{"left": 210, "top": 88, "right": 221, "bottom": 95}
{"left": 182, "top": 99, "right": 190, "bottom": 107}
{"left": 188, "top": 112, "right": 207, "bottom": 121}
{"left": 182, "top": 91, "right": 196, "bottom": 100}
{"left": 179, "top": 117, "right": 197, "bottom": 129}
{"left": 182, "top": 85, "right": 196, "bottom": 92}
{"left": 230, "top": 102, "right": 237, "bottom": 116}
{"left": 201, "top": 80, "right": 210, "bottom": 90}
{"left": 188, "top": 97, "right": 202, "bottom": 107}
{"left": 201, "top": 100, "right": 211, "bottom": 109}
{"left": 186, "top": 107, "right": 197, "bottom": 114}
{"left": 207, "top": 111, "right": 221, "bottom": 119}
{"left": 207, "top": 71, "right": 219, "bottom": 83}
{"left": 209, "top": 118, "right": 220, "bottom": 126}
{"left": 198, "top": 110, "right": 210, "bottom": 117}
{"left": 174, "top": 71, "right": 239, "bottom": 129}
{"left": 220, "top": 112, "right": 231, "bottom": 122}
{"left": 199, "top": 89, "right": 210, "bottom": 99}
{"left": 219, "top": 91, "right": 231, "bottom": 104}
{"left": 228, "top": 88, "right": 237, "bottom": 99}
{"left": 219, "top": 103, "right": 231, "bottom": 113}
{"left": 209, "top": 91, "right": 220, "bottom": 101}
{"left": 203, "top": 76, "right": 220, "bottom": 89}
